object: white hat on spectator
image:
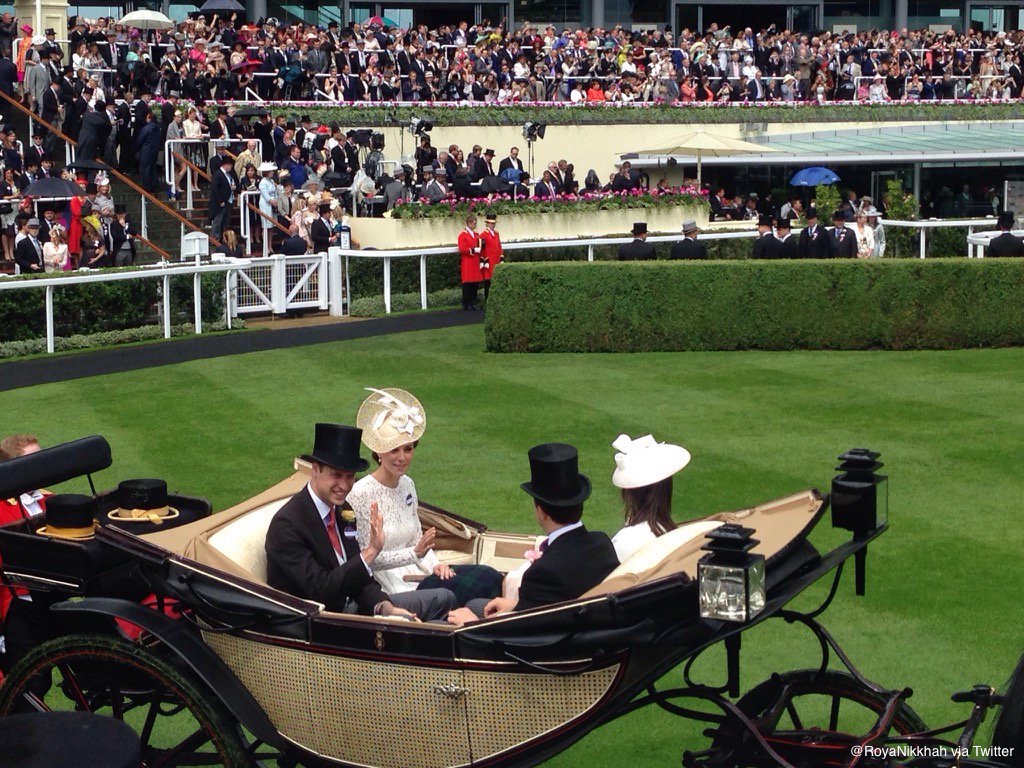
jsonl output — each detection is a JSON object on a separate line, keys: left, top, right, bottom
{"left": 258, "top": 162, "right": 277, "bottom": 174}
{"left": 32, "top": 35, "right": 45, "bottom": 45}
{"left": 611, "top": 434, "right": 691, "bottom": 489}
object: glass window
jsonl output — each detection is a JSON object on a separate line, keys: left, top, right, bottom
{"left": 825, "top": 0, "right": 892, "bottom": 18}
{"left": 632, "top": 0, "right": 667, "bottom": 23}
{"left": 516, "top": 0, "right": 585, "bottom": 26}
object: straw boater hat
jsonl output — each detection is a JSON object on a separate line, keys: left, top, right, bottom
{"left": 611, "top": 434, "right": 691, "bottom": 489}
{"left": 107, "top": 479, "right": 179, "bottom": 525}
{"left": 36, "top": 494, "right": 99, "bottom": 539}
{"left": 356, "top": 388, "right": 426, "bottom": 454}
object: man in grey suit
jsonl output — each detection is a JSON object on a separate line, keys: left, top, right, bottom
{"left": 266, "top": 423, "right": 456, "bottom": 621}
{"left": 383, "top": 167, "right": 411, "bottom": 210}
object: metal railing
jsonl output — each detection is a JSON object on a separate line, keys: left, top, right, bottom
{"left": 0, "top": 260, "right": 249, "bottom": 354}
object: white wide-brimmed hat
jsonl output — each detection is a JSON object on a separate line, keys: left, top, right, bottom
{"left": 611, "top": 434, "right": 691, "bottom": 489}
{"left": 356, "top": 388, "right": 426, "bottom": 454}
{"left": 258, "top": 161, "right": 277, "bottom": 174}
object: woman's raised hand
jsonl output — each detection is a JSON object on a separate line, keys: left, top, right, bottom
{"left": 414, "top": 526, "right": 436, "bottom": 558}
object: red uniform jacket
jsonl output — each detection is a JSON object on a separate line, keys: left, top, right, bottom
{"left": 457, "top": 228, "right": 483, "bottom": 284}
{"left": 479, "top": 227, "right": 503, "bottom": 278}
{"left": 0, "top": 494, "right": 47, "bottom": 623}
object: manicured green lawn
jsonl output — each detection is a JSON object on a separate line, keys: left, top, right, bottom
{"left": 3, "top": 325, "right": 1022, "bottom": 766}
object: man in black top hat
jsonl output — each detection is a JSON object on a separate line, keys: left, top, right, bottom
{"left": 829, "top": 209, "right": 857, "bottom": 258}
{"left": 265, "top": 423, "right": 456, "bottom": 620}
{"left": 752, "top": 214, "right": 778, "bottom": 259}
{"left": 798, "top": 207, "right": 831, "bottom": 259}
{"left": 987, "top": 212, "right": 1024, "bottom": 257}
{"left": 617, "top": 221, "right": 656, "bottom": 260}
{"left": 774, "top": 216, "right": 800, "bottom": 259}
{"left": 450, "top": 443, "right": 618, "bottom": 625}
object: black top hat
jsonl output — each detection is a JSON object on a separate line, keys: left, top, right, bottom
{"left": 832, "top": 209, "right": 845, "bottom": 221}
{"left": 776, "top": 215, "right": 792, "bottom": 229}
{"left": 806, "top": 206, "right": 818, "bottom": 220}
{"left": 521, "top": 443, "right": 591, "bottom": 508}
{"left": 998, "top": 211, "right": 1015, "bottom": 229}
{"left": 302, "top": 423, "right": 369, "bottom": 472}
{"left": 484, "top": 148, "right": 495, "bottom": 155}
{"left": 757, "top": 213, "right": 773, "bottom": 227}
{"left": 631, "top": 221, "right": 648, "bottom": 235}
{"left": 37, "top": 493, "right": 99, "bottom": 539}
{"left": 300, "top": 114, "right": 311, "bottom": 123}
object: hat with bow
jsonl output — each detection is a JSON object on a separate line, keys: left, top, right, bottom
{"left": 356, "top": 388, "right": 426, "bottom": 454}
{"left": 611, "top": 434, "right": 691, "bottom": 489}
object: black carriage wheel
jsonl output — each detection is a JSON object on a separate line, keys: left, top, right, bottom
{"left": 0, "top": 633, "right": 253, "bottom": 768}
{"left": 708, "top": 670, "right": 928, "bottom": 767}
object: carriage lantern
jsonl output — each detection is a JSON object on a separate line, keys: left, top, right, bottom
{"left": 698, "top": 524, "right": 766, "bottom": 623}
{"left": 831, "top": 448, "right": 888, "bottom": 535}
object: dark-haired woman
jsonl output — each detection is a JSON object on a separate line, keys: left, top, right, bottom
{"left": 610, "top": 433, "right": 692, "bottom": 562}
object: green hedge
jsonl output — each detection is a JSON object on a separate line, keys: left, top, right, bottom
{"left": 485, "top": 259, "right": 1024, "bottom": 352}
{"left": 0, "top": 272, "right": 226, "bottom": 343}
{"left": 217, "top": 103, "right": 1024, "bottom": 128}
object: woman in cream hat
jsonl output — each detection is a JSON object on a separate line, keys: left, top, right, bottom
{"left": 347, "top": 388, "right": 501, "bottom": 605}
{"left": 609, "top": 434, "right": 691, "bottom": 562}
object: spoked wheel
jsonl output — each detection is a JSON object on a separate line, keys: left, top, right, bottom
{"left": 0, "top": 633, "right": 253, "bottom": 768}
{"left": 707, "top": 670, "right": 928, "bottom": 767}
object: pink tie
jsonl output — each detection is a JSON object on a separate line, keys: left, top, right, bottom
{"left": 325, "top": 508, "right": 344, "bottom": 560}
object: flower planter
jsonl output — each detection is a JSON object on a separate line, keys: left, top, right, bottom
{"left": 349, "top": 203, "right": 710, "bottom": 250}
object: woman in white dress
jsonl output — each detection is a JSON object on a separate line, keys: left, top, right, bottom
{"left": 348, "top": 388, "right": 501, "bottom": 605}
{"left": 610, "top": 433, "right": 692, "bottom": 563}
{"left": 852, "top": 209, "right": 876, "bottom": 259}
{"left": 43, "top": 225, "right": 70, "bottom": 272}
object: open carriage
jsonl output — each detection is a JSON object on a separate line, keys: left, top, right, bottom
{"left": 0, "top": 436, "right": 1020, "bottom": 768}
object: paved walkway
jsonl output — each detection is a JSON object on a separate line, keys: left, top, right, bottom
{"left": 0, "top": 311, "right": 483, "bottom": 393}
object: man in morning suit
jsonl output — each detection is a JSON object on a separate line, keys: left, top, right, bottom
{"left": 14, "top": 218, "right": 44, "bottom": 274}
{"left": 309, "top": 203, "right": 336, "bottom": 253}
{"left": 265, "top": 423, "right": 455, "bottom": 620}
{"left": 987, "top": 212, "right": 1024, "bottom": 257}
{"left": 774, "top": 216, "right": 800, "bottom": 259}
{"left": 829, "top": 209, "right": 857, "bottom": 258}
{"left": 798, "top": 207, "right": 831, "bottom": 258}
{"left": 209, "top": 154, "right": 238, "bottom": 242}
{"left": 617, "top": 222, "right": 657, "bottom": 260}
{"left": 751, "top": 214, "right": 778, "bottom": 259}
{"left": 669, "top": 220, "right": 708, "bottom": 259}
{"left": 448, "top": 443, "right": 619, "bottom": 625}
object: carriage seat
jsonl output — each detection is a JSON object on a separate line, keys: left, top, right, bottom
{"left": 207, "top": 498, "right": 288, "bottom": 583}
{"left": 583, "top": 519, "right": 726, "bottom": 598}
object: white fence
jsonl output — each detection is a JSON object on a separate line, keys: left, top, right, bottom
{"left": 0, "top": 260, "right": 250, "bottom": 354}
{"left": 232, "top": 253, "right": 331, "bottom": 315}
{"left": 333, "top": 218, "right": 998, "bottom": 314}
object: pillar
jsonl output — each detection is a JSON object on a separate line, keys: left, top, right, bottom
{"left": 895, "top": 0, "right": 908, "bottom": 30}
{"left": 14, "top": 0, "right": 66, "bottom": 50}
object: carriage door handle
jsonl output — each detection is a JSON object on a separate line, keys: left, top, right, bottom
{"left": 432, "top": 683, "right": 469, "bottom": 699}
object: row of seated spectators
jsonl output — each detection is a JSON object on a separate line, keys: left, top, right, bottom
{"left": 10, "top": 13, "right": 1024, "bottom": 106}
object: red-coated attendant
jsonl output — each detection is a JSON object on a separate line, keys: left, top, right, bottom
{"left": 457, "top": 214, "right": 484, "bottom": 311}
{"left": 479, "top": 213, "right": 504, "bottom": 301}
{"left": 0, "top": 435, "right": 47, "bottom": 631}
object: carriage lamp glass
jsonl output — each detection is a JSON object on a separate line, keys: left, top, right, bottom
{"left": 831, "top": 448, "right": 888, "bottom": 534}
{"left": 698, "top": 524, "right": 766, "bottom": 623}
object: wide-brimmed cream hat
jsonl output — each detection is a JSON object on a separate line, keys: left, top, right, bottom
{"left": 356, "top": 388, "right": 426, "bottom": 454}
{"left": 611, "top": 434, "right": 691, "bottom": 489}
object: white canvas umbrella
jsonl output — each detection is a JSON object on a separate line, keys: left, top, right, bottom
{"left": 628, "top": 130, "right": 778, "bottom": 188}
{"left": 118, "top": 10, "right": 175, "bottom": 30}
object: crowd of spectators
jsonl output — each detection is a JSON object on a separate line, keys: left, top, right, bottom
{"left": 4, "top": 13, "right": 1024, "bottom": 109}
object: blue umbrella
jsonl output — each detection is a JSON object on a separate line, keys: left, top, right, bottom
{"left": 790, "top": 167, "right": 841, "bottom": 186}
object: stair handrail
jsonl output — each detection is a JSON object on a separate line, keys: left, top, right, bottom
{"left": 0, "top": 91, "right": 220, "bottom": 248}
{"left": 245, "top": 200, "right": 291, "bottom": 236}
{"left": 132, "top": 233, "right": 172, "bottom": 261}
{"left": 172, "top": 150, "right": 213, "bottom": 182}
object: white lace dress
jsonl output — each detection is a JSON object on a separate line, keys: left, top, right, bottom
{"left": 348, "top": 474, "right": 438, "bottom": 594}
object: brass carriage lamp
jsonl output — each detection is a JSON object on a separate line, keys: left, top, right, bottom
{"left": 831, "top": 448, "right": 888, "bottom": 535}
{"left": 698, "top": 524, "right": 767, "bottom": 623}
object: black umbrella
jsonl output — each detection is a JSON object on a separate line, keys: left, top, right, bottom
{"left": 199, "top": 0, "right": 245, "bottom": 11}
{"left": 24, "top": 178, "right": 86, "bottom": 198}
{"left": 65, "top": 159, "right": 110, "bottom": 172}
{"left": 479, "top": 176, "right": 510, "bottom": 194}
